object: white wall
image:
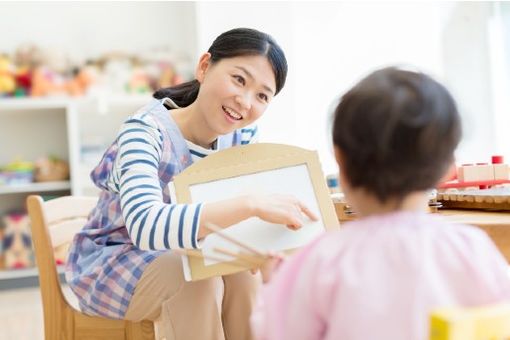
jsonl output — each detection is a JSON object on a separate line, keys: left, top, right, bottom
{"left": 442, "top": 2, "right": 498, "bottom": 164}
{"left": 488, "top": 3, "right": 510, "bottom": 163}
{"left": 195, "top": 2, "right": 507, "bottom": 173}
{"left": 0, "top": 2, "right": 198, "bottom": 66}
{"left": 289, "top": 2, "right": 448, "bottom": 173}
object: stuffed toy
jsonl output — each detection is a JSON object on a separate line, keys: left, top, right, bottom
{"left": 34, "top": 156, "right": 69, "bottom": 182}
{"left": 2, "top": 212, "right": 33, "bottom": 269}
{"left": 0, "top": 54, "right": 16, "bottom": 96}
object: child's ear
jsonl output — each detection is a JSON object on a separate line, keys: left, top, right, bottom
{"left": 195, "top": 53, "right": 212, "bottom": 83}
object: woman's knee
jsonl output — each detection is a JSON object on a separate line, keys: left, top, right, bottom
{"left": 223, "top": 271, "right": 259, "bottom": 293}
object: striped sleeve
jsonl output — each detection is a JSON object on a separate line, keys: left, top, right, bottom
{"left": 116, "top": 117, "right": 203, "bottom": 250}
{"left": 240, "top": 125, "right": 259, "bottom": 145}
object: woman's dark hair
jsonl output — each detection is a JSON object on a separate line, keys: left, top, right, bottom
{"left": 154, "top": 28, "right": 288, "bottom": 107}
{"left": 332, "top": 67, "right": 462, "bottom": 203}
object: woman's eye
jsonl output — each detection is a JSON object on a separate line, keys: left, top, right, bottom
{"left": 233, "top": 75, "right": 245, "bottom": 85}
{"left": 258, "top": 93, "right": 269, "bottom": 102}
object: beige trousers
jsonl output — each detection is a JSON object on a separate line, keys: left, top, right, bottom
{"left": 124, "top": 252, "right": 258, "bottom": 340}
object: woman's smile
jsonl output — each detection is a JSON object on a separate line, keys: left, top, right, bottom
{"left": 222, "top": 105, "right": 244, "bottom": 123}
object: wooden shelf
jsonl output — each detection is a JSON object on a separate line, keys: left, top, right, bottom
{"left": 0, "top": 181, "right": 71, "bottom": 195}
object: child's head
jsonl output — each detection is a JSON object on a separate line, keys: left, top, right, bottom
{"left": 154, "top": 28, "right": 287, "bottom": 108}
{"left": 332, "top": 67, "right": 461, "bottom": 204}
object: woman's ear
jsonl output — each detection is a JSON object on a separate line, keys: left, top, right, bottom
{"left": 195, "top": 53, "right": 212, "bottom": 83}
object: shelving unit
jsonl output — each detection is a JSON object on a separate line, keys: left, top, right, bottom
{"left": 0, "top": 94, "right": 151, "bottom": 286}
{"left": 0, "top": 181, "right": 72, "bottom": 195}
{"left": 0, "top": 266, "right": 65, "bottom": 290}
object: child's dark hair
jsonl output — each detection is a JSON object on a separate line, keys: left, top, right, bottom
{"left": 332, "top": 67, "right": 462, "bottom": 203}
{"left": 154, "top": 27, "right": 288, "bottom": 107}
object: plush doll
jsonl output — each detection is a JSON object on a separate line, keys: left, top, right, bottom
{"left": 30, "top": 47, "right": 71, "bottom": 97}
{"left": 13, "top": 43, "right": 38, "bottom": 96}
{"left": 2, "top": 212, "right": 33, "bottom": 269}
{"left": 127, "top": 67, "right": 150, "bottom": 93}
{"left": 14, "top": 66, "right": 32, "bottom": 96}
{"left": 66, "top": 66, "right": 95, "bottom": 96}
{"left": 34, "top": 156, "right": 70, "bottom": 182}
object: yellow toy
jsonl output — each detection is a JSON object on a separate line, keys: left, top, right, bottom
{"left": 430, "top": 303, "right": 510, "bottom": 339}
{"left": 0, "top": 54, "right": 16, "bottom": 95}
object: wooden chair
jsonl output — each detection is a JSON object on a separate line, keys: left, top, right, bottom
{"left": 26, "top": 195, "right": 155, "bottom": 340}
{"left": 429, "top": 303, "right": 510, "bottom": 340}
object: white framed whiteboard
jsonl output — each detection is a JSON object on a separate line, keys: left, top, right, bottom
{"left": 171, "top": 143, "right": 339, "bottom": 281}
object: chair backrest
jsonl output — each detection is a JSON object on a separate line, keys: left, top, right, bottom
{"left": 429, "top": 303, "right": 510, "bottom": 340}
{"left": 26, "top": 195, "right": 98, "bottom": 331}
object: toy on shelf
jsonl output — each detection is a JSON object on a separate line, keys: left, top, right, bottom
{"left": 127, "top": 66, "right": 151, "bottom": 94}
{"left": 13, "top": 43, "right": 38, "bottom": 96}
{"left": 437, "top": 156, "right": 510, "bottom": 211}
{"left": 34, "top": 156, "right": 70, "bottom": 182}
{"left": 0, "top": 159, "right": 35, "bottom": 185}
{"left": 326, "top": 173, "right": 340, "bottom": 194}
{"left": 0, "top": 54, "right": 16, "bottom": 96}
{"left": 437, "top": 187, "right": 510, "bottom": 211}
{"left": 1, "top": 211, "right": 34, "bottom": 269}
{"left": 2, "top": 42, "right": 189, "bottom": 98}
{"left": 438, "top": 155, "right": 510, "bottom": 190}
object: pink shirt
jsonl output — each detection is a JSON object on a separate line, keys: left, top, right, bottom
{"left": 251, "top": 211, "right": 510, "bottom": 340}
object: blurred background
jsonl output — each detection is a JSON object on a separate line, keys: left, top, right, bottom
{"left": 0, "top": 2, "right": 509, "bottom": 338}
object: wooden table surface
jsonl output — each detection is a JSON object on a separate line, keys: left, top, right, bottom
{"left": 439, "top": 209, "right": 510, "bottom": 263}
{"left": 333, "top": 202, "right": 510, "bottom": 263}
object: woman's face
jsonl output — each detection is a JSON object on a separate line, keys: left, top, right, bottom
{"left": 195, "top": 53, "right": 277, "bottom": 136}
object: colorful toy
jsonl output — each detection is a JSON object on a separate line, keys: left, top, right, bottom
{"left": 2, "top": 211, "right": 33, "bottom": 269}
{"left": 0, "top": 159, "right": 35, "bottom": 185}
{"left": 0, "top": 54, "right": 16, "bottom": 96}
{"left": 127, "top": 66, "right": 151, "bottom": 93}
{"left": 34, "top": 156, "right": 69, "bottom": 182}
{"left": 14, "top": 66, "right": 32, "bottom": 97}
{"left": 439, "top": 155, "right": 510, "bottom": 189}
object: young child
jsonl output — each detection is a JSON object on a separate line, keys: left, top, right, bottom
{"left": 65, "top": 28, "right": 316, "bottom": 340}
{"left": 251, "top": 67, "right": 510, "bottom": 340}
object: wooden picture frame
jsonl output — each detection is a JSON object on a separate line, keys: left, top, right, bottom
{"left": 171, "top": 143, "right": 339, "bottom": 281}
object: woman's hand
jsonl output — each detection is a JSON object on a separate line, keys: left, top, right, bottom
{"left": 198, "top": 194, "right": 319, "bottom": 238}
{"left": 251, "top": 194, "right": 319, "bottom": 230}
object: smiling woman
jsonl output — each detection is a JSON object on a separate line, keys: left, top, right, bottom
{"left": 64, "top": 27, "right": 317, "bottom": 340}
{"left": 170, "top": 54, "right": 277, "bottom": 144}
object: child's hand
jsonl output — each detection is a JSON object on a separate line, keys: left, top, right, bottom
{"left": 252, "top": 194, "right": 318, "bottom": 230}
{"left": 251, "top": 252, "right": 285, "bottom": 283}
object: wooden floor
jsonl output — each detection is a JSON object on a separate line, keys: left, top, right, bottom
{"left": 0, "top": 287, "right": 44, "bottom": 340}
